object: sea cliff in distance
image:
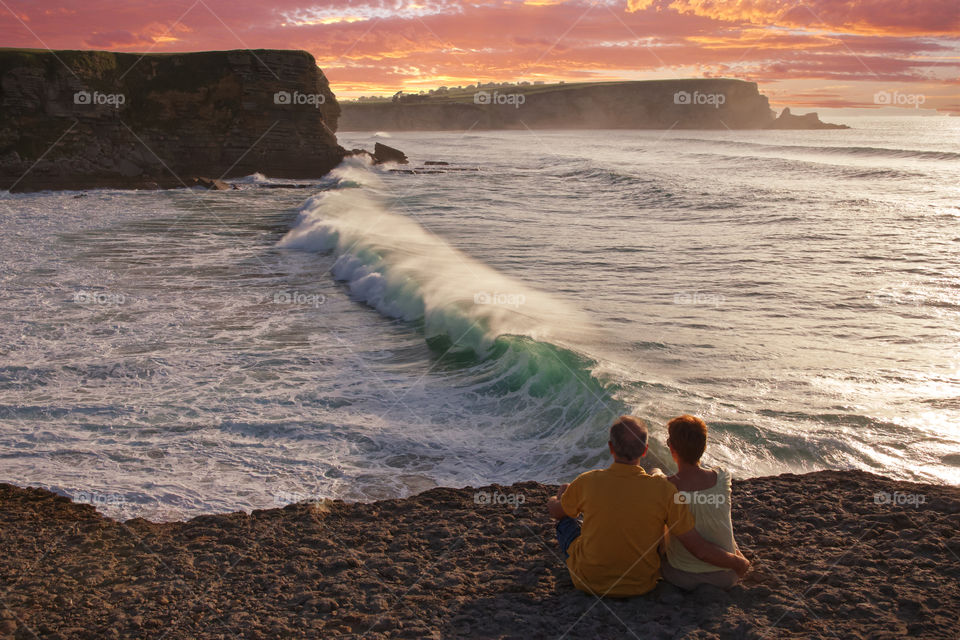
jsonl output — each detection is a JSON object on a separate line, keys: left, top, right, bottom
{"left": 339, "top": 79, "right": 848, "bottom": 131}
{"left": 0, "top": 48, "right": 344, "bottom": 192}
{"left": 0, "top": 49, "right": 849, "bottom": 193}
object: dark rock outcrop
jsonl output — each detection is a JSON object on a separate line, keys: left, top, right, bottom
{"left": 340, "top": 79, "right": 847, "bottom": 131}
{"left": 345, "top": 142, "right": 410, "bottom": 165}
{"left": 766, "top": 107, "right": 850, "bottom": 129}
{"left": 0, "top": 48, "right": 345, "bottom": 192}
{"left": 373, "top": 142, "right": 408, "bottom": 164}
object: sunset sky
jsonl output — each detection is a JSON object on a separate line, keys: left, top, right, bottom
{"left": 2, "top": 0, "right": 959, "bottom": 112}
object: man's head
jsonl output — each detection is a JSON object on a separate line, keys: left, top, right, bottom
{"left": 666, "top": 414, "right": 708, "bottom": 466}
{"left": 608, "top": 415, "right": 649, "bottom": 462}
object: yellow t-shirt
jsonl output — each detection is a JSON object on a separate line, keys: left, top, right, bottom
{"left": 560, "top": 462, "right": 695, "bottom": 597}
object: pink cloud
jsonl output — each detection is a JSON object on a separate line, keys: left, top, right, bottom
{"left": 85, "top": 29, "right": 152, "bottom": 48}
{"left": 0, "top": 0, "right": 956, "bottom": 111}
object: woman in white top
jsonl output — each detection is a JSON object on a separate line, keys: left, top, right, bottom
{"left": 661, "top": 414, "right": 746, "bottom": 590}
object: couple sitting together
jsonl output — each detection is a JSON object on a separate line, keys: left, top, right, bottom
{"left": 547, "top": 414, "right": 749, "bottom": 597}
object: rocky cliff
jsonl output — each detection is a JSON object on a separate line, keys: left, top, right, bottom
{"left": 340, "top": 79, "right": 843, "bottom": 131}
{"left": 0, "top": 49, "right": 344, "bottom": 192}
{"left": 767, "top": 107, "right": 849, "bottom": 129}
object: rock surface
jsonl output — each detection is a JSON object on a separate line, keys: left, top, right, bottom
{"left": 339, "top": 80, "right": 845, "bottom": 131}
{"left": 766, "top": 107, "right": 850, "bottom": 130}
{"left": 0, "top": 470, "right": 957, "bottom": 639}
{"left": 373, "top": 142, "right": 409, "bottom": 164}
{"left": 0, "top": 48, "right": 345, "bottom": 192}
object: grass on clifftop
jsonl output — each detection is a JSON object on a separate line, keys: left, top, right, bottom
{"left": 343, "top": 78, "right": 753, "bottom": 105}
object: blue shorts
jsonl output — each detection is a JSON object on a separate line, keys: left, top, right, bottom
{"left": 555, "top": 516, "right": 582, "bottom": 559}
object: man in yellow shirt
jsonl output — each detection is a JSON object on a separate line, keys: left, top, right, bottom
{"left": 547, "top": 415, "right": 749, "bottom": 597}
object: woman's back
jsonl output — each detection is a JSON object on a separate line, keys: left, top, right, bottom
{"left": 666, "top": 467, "right": 736, "bottom": 573}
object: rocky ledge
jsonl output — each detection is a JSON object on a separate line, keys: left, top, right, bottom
{"left": 0, "top": 470, "right": 957, "bottom": 639}
{"left": 0, "top": 48, "right": 345, "bottom": 192}
{"left": 338, "top": 79, "right": 848, "bottom": 132}
{"left": 767, "top": 107, "right": 849, "bottom": 129}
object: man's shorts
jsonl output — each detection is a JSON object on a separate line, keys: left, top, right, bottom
{"left": 555, "top": 516, "right": 582, "bottom": 559}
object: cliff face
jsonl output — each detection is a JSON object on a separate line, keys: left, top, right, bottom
{"left": 0, "top": 49, "right": 344, "bottom": 192}
{"left": 340, "top": 79, "right": 777, "bottom": 131}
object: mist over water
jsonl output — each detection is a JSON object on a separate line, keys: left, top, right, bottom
{"left": 1, "top": 117, "right": 958, "bottom": 520}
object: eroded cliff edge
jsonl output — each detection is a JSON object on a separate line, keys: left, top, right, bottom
{"left": 0, "top": 472, "right": 957, "bottom": 638}
{"left": 0, "top": 48, "right": 344, "bottom": 192}
{"left": 339, "top": 79, "right": 847, "bottom": 131}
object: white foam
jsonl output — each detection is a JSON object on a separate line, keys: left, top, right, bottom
{"left": 279, "top": 165, "right": 595, "bottom": 354}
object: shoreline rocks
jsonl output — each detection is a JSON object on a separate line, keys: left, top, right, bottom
{"left": 766, "top": 107, "right": 850, "bottom": 130}
{"left": 0, "top": 48, "right": 345, "bottom": 193}
{"left": 346, "top": 142, "right": 410, "bottom": 165}
{"left": 0, "top": 470, "right": 957, "bottom": 639}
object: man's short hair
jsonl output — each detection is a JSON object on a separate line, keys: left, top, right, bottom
{"left": 609, "top": 415, "right": 648, "bottom": 460}
{"left": 667, "top": 414, "right": 708, "bottom": 465}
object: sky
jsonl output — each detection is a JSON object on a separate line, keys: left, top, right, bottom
{"left": 1, "top": 0, "right": 959, "bottom": 112}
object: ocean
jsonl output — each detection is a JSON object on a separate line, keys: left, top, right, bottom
{"left": 1, "top": 116, "right": 958, "bottom": 520}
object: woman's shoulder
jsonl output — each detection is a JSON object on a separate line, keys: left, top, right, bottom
{"left": 705, "top": 467, "right": 732, "bottom": 492}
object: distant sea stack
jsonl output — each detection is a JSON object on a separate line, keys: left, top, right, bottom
{"left": 768, "top": 107, "right": 849, "bottom": 129}
{"left": 339, "top": 79, "right": 846, "bottom": 132}
{"left": 0, "top": 49, "right": 344, "bottom": 192}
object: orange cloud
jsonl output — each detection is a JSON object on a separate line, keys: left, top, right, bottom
{"left": 0, "top": 0, "right": 957, "bottom": 112}
{"left": 658, "top": 0, "right": 960, "bottom": 37}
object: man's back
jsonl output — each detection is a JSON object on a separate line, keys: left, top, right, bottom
{"left": 560, "top": 462, "right": 694, "bottom": 596}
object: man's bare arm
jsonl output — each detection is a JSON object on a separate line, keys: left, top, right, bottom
{"left": 547, "top": 496, "right": 569, "bottom": 520}
{"left": 547, "top": 483, "right": 572, "bottom": 520}
{"left": 675, "top": 529, "right": 750, "bottom": 576}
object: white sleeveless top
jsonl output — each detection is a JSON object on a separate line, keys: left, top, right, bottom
{"left": 666, "top": 468, "right": 736, "bottom": 573}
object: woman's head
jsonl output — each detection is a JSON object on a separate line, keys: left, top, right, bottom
{"left": 667, "top": 414, "right": 708, "bottom": 466}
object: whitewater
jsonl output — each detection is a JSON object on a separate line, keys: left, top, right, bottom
{"left": 1, "top": 117, "right": 958, "bottom": 520}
